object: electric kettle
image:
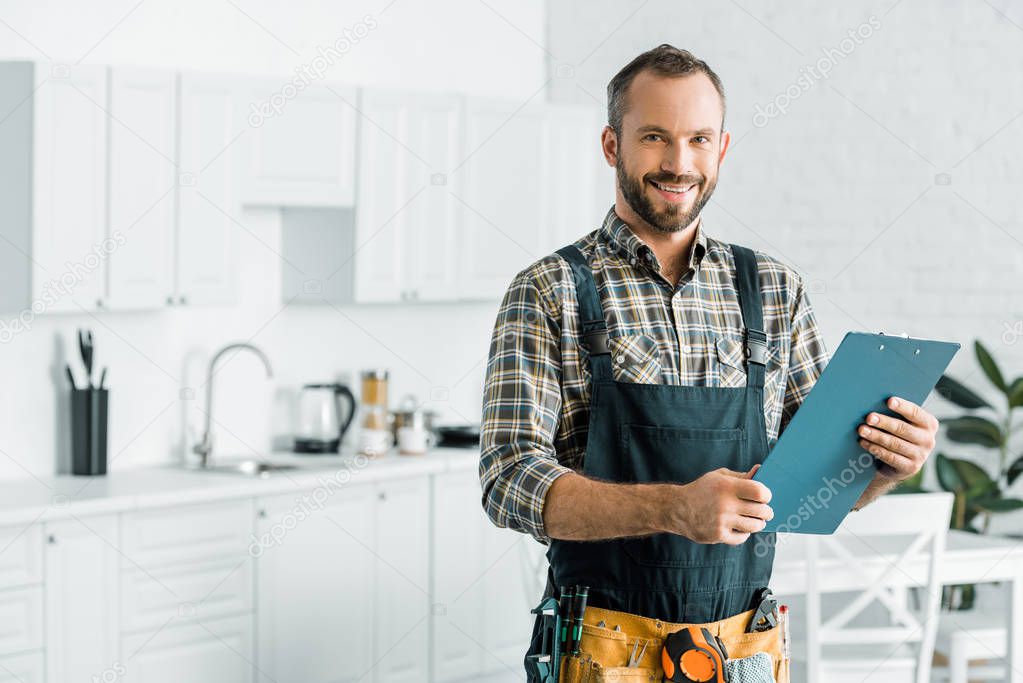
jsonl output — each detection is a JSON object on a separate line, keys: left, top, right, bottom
{"left": 294, "top": 383, "right": 356, "bottom": 453}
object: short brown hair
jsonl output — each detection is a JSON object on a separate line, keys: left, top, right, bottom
{"left": 607, "top": 44, "right": 726, "bottom": 134}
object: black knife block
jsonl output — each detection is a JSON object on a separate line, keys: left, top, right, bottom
{"left": 71, "top": 388, "right": 108, "bottom": 476}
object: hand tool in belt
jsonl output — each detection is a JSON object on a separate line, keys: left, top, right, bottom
{"left": 526, "top": 596, "right": 562, "bottom": 683}
{"left": 662, "top": 626, "right": 731, "bottom": 683}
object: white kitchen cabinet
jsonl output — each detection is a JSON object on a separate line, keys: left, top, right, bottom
{"left": 176, "top": 73, "right": 240, "bottom": 306}
{"left": 242, "top": 81, "right": 358, "bottom": 207}
{"left": 539, "top": 104, "right": 612, "bottom": 253}
{"left": 431, "top": 471, "right": 487, "bottom": 681}
{"left": 0, "top": 652, "right": 44, "bottom": 683}
{"left": 374, "top": 477, "right": 431, "bottom": 683}
{"left": 455, "top": 98, "right": 548, "bottom": 300}
{"left": 0, "top": 523, "right": 42, "bottom": 589}
{"left": 256, "top": 482, "right": 375, "bottom": 683}
{"left": 44, "top": 515, "right": 120, "bottom": 682}
{"left": 0, "top": 586, "right": 42, "bottom": 656}
{"left": 454, "top": 99, "right": 609, "bottom": 301}
{"left": 121, "top": 614, "right": 253, "bottom": 683}
{"left": 353, "top": 89, "right": 462, "bottom": 303}
{"left": 0, "top": 62, "right": 108, "bottom": 313}
{"left": 105, "top": 68, "right": 178, "bottom": 310}
{"left": 255, "top": 476, "right": 430, "bottom": 683}
{"left": 432, "top": 469, "right": 547, "bottom": 679}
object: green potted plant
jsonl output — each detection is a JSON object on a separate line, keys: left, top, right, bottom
{"left": 900, "top": 340, "right": 1023, "bottom": 609}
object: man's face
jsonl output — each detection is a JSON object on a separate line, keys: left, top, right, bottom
{"left": 611, "top": 71, "right": 729, "bottom": 233}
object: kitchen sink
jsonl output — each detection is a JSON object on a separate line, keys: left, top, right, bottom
{"left": 204, "top": 461, "right": 301, "bottom": 477}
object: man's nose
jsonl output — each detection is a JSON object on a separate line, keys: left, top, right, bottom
{"left": 661, "top": 142, "right": 696, "bottom": 178}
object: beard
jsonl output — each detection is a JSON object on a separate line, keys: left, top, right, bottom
{"left": 616, "top": 155, "right": 717, "bottom": 234}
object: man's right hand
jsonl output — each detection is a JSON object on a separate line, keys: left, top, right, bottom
{"left": 664, "top": 466, "right": 774, "bottom": 545}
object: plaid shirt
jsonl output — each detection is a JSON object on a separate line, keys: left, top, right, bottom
{"left": 480, "top": 207, "right": 830, "bottom": 543}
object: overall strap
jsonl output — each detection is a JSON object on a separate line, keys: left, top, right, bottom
{"left": 729, "top": 244, "right": 768, "bottom": 389}
{"left": 556, "top": 245, "right": 613, "bottom": 381}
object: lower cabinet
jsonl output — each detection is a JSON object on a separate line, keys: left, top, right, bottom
{"left": 0, "top": 467, "right": 543, "bottom": 682}
{"left": 255, "top": 481, "right": 376, "bottom": 683}
{"left": 432, "top": 470, "right": 548, "bottom": 681}
{"left": 44, "top": 515, "right": 119, "bottom": 683}
{"left": 121, "top": 614, "right": 253, "bottom": 683}
{"left": 0, "top": 652, "right": 44, "bottom": 682}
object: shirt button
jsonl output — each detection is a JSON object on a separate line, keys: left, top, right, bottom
{"left": 616, "top": 354, "right": 626, "bottom": 364}
{"left": 682, "top": 344, "right": 692, "bottom": 354}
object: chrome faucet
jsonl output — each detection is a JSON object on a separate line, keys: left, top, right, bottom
{"left": 192, "top": 342, "right": 274, "bottom": 468}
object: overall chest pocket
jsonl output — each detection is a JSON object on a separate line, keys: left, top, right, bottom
{"left": 620, "top": 423, "right": 750, "bottom": 568}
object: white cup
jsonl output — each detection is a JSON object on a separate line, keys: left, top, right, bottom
{"left": 398, "top": 426, "right": 434, "bottom": 455}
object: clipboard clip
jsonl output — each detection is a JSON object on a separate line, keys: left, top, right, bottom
{"left": 744, "top": 328, "right": 768, "bottom": 366}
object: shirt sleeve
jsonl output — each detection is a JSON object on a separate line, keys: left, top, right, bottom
{"left": 779, "top": 276, "right": 830, "bottom": 436}
{"left": 479, "top": 270, "right": 573, "bottom": 544}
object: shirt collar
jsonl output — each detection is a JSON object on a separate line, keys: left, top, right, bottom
{"left": 598, "top": 206, "right": 708, "bottom": 274}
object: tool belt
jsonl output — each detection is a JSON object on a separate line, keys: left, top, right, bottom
{"left": 557, "top": 603, "right": 788, "bottom": 683}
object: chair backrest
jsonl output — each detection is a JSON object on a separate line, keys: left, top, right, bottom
{"left": 803, "top": 491, "right": 953, "bottom": 683}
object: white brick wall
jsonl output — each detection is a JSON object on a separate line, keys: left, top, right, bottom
{"left": 544, "top": 1, "right": 1023, "bottom": 516}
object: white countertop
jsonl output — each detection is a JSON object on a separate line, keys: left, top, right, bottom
{"left": 0, "top": 447, "right": 480, "bottom": 526}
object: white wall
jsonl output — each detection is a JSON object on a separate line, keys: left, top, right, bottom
{"left": 0, "top": 0, "right": 548, "bottom": 478}
{"left": 545, "top": 1, "right": 1023, "bottom": 526}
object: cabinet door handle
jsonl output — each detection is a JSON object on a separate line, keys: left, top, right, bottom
{"left": 95, "top": 299, "right": 105, "bottom": 309}
{"left": 178, "top": 295, "right": 187, "bottom": 305}
{"left": 258, "top": 509, "right": 267, "bottom": 518}
{"left": 47, "top": 534, "right": 56, "bottom": 545}
{"left": 378, "top": 491, "right": 386, "bottom": 501}
{"left": 166, "top": 295, "right": 175, "bottom": 306}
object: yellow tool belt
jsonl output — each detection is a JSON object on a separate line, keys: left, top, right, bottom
{"left": 558, "top": 604, "right": 788, "bottom": 683}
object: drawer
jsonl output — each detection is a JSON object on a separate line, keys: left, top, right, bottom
{"left": 0, "top": 525, "right": 42, "bottom": 590}
{"left": 121, "top": 557, "right": 253, "bottom": 632}
{"left": 121, "top": 499, "right": 252, "bottom": 570}
{"left": 0, "top": 651, "right": 44, "bottom": 682}
{"left": 0, "top": 586, "right": 43, "bottom": 656}
{"left": 121, "top": 613, "right": 253, "bottom": 683}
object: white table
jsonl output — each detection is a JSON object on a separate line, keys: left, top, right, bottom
{"left": 772, "top": 530, "right": 1023, "bottom": 683}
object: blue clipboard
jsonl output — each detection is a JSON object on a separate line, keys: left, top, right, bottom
{"left": 753, "top": 332, "right": 960, "bottom": 534}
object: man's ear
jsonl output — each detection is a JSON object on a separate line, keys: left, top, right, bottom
{"left": 600, "top": 125, "right": 618, "bottom": 168}
{"left": 718, "top": 129, "right": 731, "bottom": 167}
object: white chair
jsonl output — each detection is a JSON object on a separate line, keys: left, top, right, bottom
{"left": 931, "top": 587, "right": 1007, "bottom": 682}
{"left": 792, "top": 492, "right": 954, "bottom": 683}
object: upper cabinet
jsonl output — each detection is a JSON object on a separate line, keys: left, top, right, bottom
{"left": 0, "top": 60, "right": 609, "bottom": 312}
{"left": 0, "top": 62, "right": 108, "bottom": 314}
{"left": 353, "top": 89, "right": 462, "bottom": 303}
{"left": 456, "top": 98, "right": 549, "bottom": 301}
{"left": 106, "top": 68, "right": 178, "bottom": 310}
{"left": 241, "top": 81, "right": 358, "bottom": 207}
{"left": 0, "top": 62, "right": 242, "bottom": 314}
{"left": 176, "top": 72, "right": 241, "bottom": 306}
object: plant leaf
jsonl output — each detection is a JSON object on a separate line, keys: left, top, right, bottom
{"left": 1008, "top": 454, "right": 1023, "bottom": 486}
{"left": 935, "top": 374, "right": 991, "bottom": 410}
{"left": 1010, "top": 377, "right": 1023, "bottom": 408}
{"left": 973, "top": 497, "right": 1023, "bottom": 513}
{"left": 935, "top": 453, "right": 961, "bottom": 492}
{"left": 975, "top": 340, "right": 1007, "bottom": 392}
{"left": 948, "top": 457, "right": 995, "bottom": 495}
{"left": 944, "top": 415, "right": 1004, "bottom": 448}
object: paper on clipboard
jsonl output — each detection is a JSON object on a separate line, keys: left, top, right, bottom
{"left": 752, "top": 331, "right": 960, "bottom": 535}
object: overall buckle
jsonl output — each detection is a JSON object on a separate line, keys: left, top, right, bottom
{"left": 581, "top": 326, "right": 610, "bottom": 356}
{"left": 744, "top": 328, "right": 768, "bottom": 366}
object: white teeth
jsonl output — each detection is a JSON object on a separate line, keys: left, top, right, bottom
{"left": 653, "top": 181, "right": 695, "bottom": 194}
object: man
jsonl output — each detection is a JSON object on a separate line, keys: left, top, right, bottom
{"left": 480, "top": 44, "right": 939, "bottom": 680}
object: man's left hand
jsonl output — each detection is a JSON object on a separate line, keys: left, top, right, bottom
{"left": 857, "top": 396, "right": 939, "bottom": 481}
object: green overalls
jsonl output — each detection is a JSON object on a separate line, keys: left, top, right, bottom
{"left": 525, "top": 241, "right": 777, "bottom": 671}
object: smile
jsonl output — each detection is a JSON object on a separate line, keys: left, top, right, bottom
{"left": 650, "top": 179, "right": 697, "bottom": 203}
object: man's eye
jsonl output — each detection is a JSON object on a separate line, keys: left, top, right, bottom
{"left": 692, "top": 136, "right": 709, "bottom": 144}
{"left": 643, "top": 134, "right": 662, "bottom": 142}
